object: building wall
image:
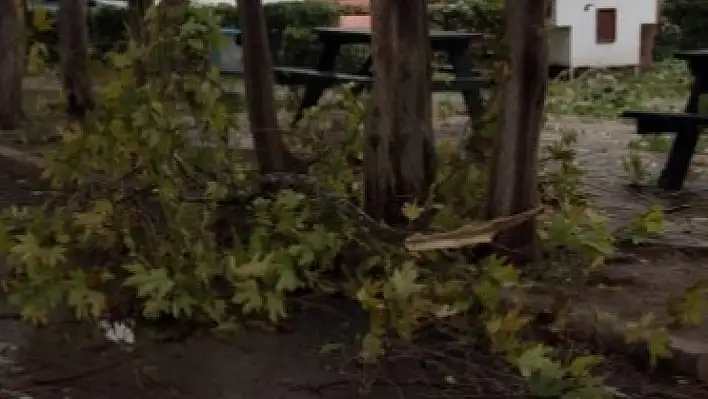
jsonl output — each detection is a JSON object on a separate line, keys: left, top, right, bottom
{"left": 553, "top": 0, "right": 658, "bottom": 68}
{"left": 548, "top": 27, "right": 571, "bottom": 66}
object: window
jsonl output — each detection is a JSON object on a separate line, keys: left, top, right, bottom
{"left": 596, "top": 8, "right": 617, "bottom": 44}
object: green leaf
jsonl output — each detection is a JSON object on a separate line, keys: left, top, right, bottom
{"left": 648, "top": 328, "right": 672, "bottom": 365}
{"left": 401, "top": 202, "right": 423, "bottom": 221}
{"left": 232, "top": 280, "right": 263, "bottom": 314}
{"left": 567, "top": 355, "right": 604, "bottom": 378}
{"left": 515, "top": 344, "right": 561, "bottom": 379}
{"left": 32, "top": 7, "right": 54, "bottom": 32}
{"left": 361, "top": 332, "right": 384, "bottom": 363}
{"left": 265, "top": 292, "right": 286, "bottom": 322}
{"left": 123, "top": 263, "right": 175, "bottom": 300}
{"left": 275, "top": 266, "right": 301, "bottom": 293}
{"left": 388, "top": 262, "right": 424, "bottom": 301}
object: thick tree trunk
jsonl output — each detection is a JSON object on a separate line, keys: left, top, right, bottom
{"left": 364, "top": 0, "right": 435, "bottom": 224}
{"left": 239, "top": 0, "right": 292, "bottom": 174}
{"left": 59, "top": 0, "right": 95, "bottom": 119}
{"left": 0, "top": 0, "right": 26, "bottom": 130}
{"left": 485, "top": 0, "right": 549, "bottom": 260}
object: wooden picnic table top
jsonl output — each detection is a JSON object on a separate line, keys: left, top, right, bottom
{"left": 675, "top": 49, "right": 708, "bottom": 60}
{"left": 675, "top": 49, "right": 708, "bottom": 77}
{"left": 220, "top": 27, "right": 241, "bottom": 37}
{"left": 674, "top": 48, "right": 708, "bottom": 59}
{"left": 312, "top": 27, "right": 481, "bottom": 44}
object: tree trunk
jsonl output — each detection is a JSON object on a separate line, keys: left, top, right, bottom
{"left": 59, "top": 0, "right": 95, "bottom": 119}
{"left": 239, "top": 0, "right": 292, "bottom": 174}
{"left": 364, "top": 0, "right": 435, "bottom": 224}
{"left": 0, "top": 0, "right": 26, "bottom": 130}
{"left": 128, "top": 0, "right": 153, "bottom": 39}
{"left": 485, "top": 0, "right": 549, "bottom": 260}
{"left": 128, "top": 0, "right": 153, "bottom": 83}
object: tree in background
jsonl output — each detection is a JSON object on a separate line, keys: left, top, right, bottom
{"left": 239, "top": 0, "right": 299, "bottom": 174}
{"left": 59, "top": 0, "right": 94, "bottom": 118}
{"left": 0, "top": 0, "right": 26, "bottom": 130}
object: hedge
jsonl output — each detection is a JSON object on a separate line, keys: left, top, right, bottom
{"left": 655, "top": 0, "right": 708, "bottom": 59}
{"left": 29, "top": 0, "right": 708, "bottom": 67}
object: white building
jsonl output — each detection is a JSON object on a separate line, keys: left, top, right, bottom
{"left": 548, "top": 0, "right": 659, "bottom": 73}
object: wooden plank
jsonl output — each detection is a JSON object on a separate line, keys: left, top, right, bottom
{"left": 675, "top": 49, "right": 708, "bottom": 60}
{"left": 271, "top": 66, "right": 489, "bottom": 90}
{"left": 485, "top": 0, "right": 549, "bottom": 260}
{"left": 621, "top": 111, "right": 708, "bottom": 134}
{"left": 273, "top": 66, "right": 372, "bottom": 85}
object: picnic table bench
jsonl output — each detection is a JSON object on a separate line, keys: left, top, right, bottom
{"left": 278, "top": 27, "right": 492, "bottom": 125}
{"left": 621, "top": 50, "right": 708, "bottom": 191}
{"left": 216, "top": 27, "right": 491, "bottom": 125}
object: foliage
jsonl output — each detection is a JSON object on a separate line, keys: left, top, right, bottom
{"left": 539, "top": 129, "right": 586, "bottom": 206}
{"left": 546, "top": 59, "right": 689, "bottom": 118}
{"left": 620, "top": 206, "right": 665, "bottom": 245}
{"left": 656, "top": 0, "right": 708, "bottom": 59}
{"left": 26, "top": 5, "right": 130, "bottom": 61}
{"left": 6, "top": 3, "right": 703, "bottom": 398}
{"left": 428, "top": 0, "right": 504, "bottom": 35}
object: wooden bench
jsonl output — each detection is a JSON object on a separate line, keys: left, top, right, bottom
{"left": 273, "top": 66, "right": 372, "bottom": 86}
{"left": 621, "top": 110, "right": 708, "bottom": 190}
{"left": 273, "top": 66, "right": 492, "bottom": 92}
{"left": 621, "top": 111, "right": 708, "bottom": 134}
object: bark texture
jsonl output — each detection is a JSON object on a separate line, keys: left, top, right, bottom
{"left": 364, "top": 0, "right": 435, "bottom": 224}
{"left": 128, "top": 0, "right": 153, "bottom": 83}
{"left": 239, "top": 0, "right": 292, "bottom": 174}
{"left": 59, "top": 0, "right": 95, "bottom": 119}
{"left": 0, "top": 0, "right": 26, "bottom": 130}
{"left": 486, "top": 0, "right": 549, "bottom": 259}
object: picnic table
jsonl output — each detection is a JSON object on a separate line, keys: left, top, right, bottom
{"left": 622, "top": 50, "right": 708, "bottom": 191}
{"left": 273, "top": 27, "right": 491, "bottom": 125}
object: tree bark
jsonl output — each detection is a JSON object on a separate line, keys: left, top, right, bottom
{"left": 59, "top": 0, "right": 95, "bottom": 119}
{"left": 128, "top": 0, "right": 153, "bottom": 83}
{"left": 239, "top": 0, "right": 292, "bottom": 174}
{"left": 364, "top": 0, "right": 435, "bottom": 224}
{"left": 485, "top": 0, "right": 549, "bottom": 260}
{"left": 128, "top": 0, "right": 153, "bottom": 39}
{"left": 0, "top": 0, "right": 26, "bottom": 130}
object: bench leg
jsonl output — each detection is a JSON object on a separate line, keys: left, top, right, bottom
{"left": 351, "top": 57, "right": 373, "bottom": 96}
{"left": 658, "top": 74, "right": 707, "bottom": 190}
{"left": 448, "top": 47, "right": 484, "bottom": 121}
{"left": 292, "top": 42, "right": 342, "bottom": 126}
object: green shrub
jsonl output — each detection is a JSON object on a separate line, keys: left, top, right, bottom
{"left": 428, "top": 0, "right": 504, "bottom": 35}
{"left": 31, "top": 0, "right": 708, "bottom": 68}
{"left": 240, "top": 0, "right": 343, "bottom": 68}
{"left": 656, "top": 0, "right": 708, "bottom": 58}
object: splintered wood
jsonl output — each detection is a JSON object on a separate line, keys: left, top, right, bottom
{"left": 404, "top": 207, "right": 543, "bottom": 252}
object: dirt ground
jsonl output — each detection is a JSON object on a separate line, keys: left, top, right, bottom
{"left": 3, "top": 95, "right": 708, "bottom": 397}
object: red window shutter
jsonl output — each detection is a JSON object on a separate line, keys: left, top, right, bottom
{"left": 596, "top": 8, "right": 617, "bottom": 44}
